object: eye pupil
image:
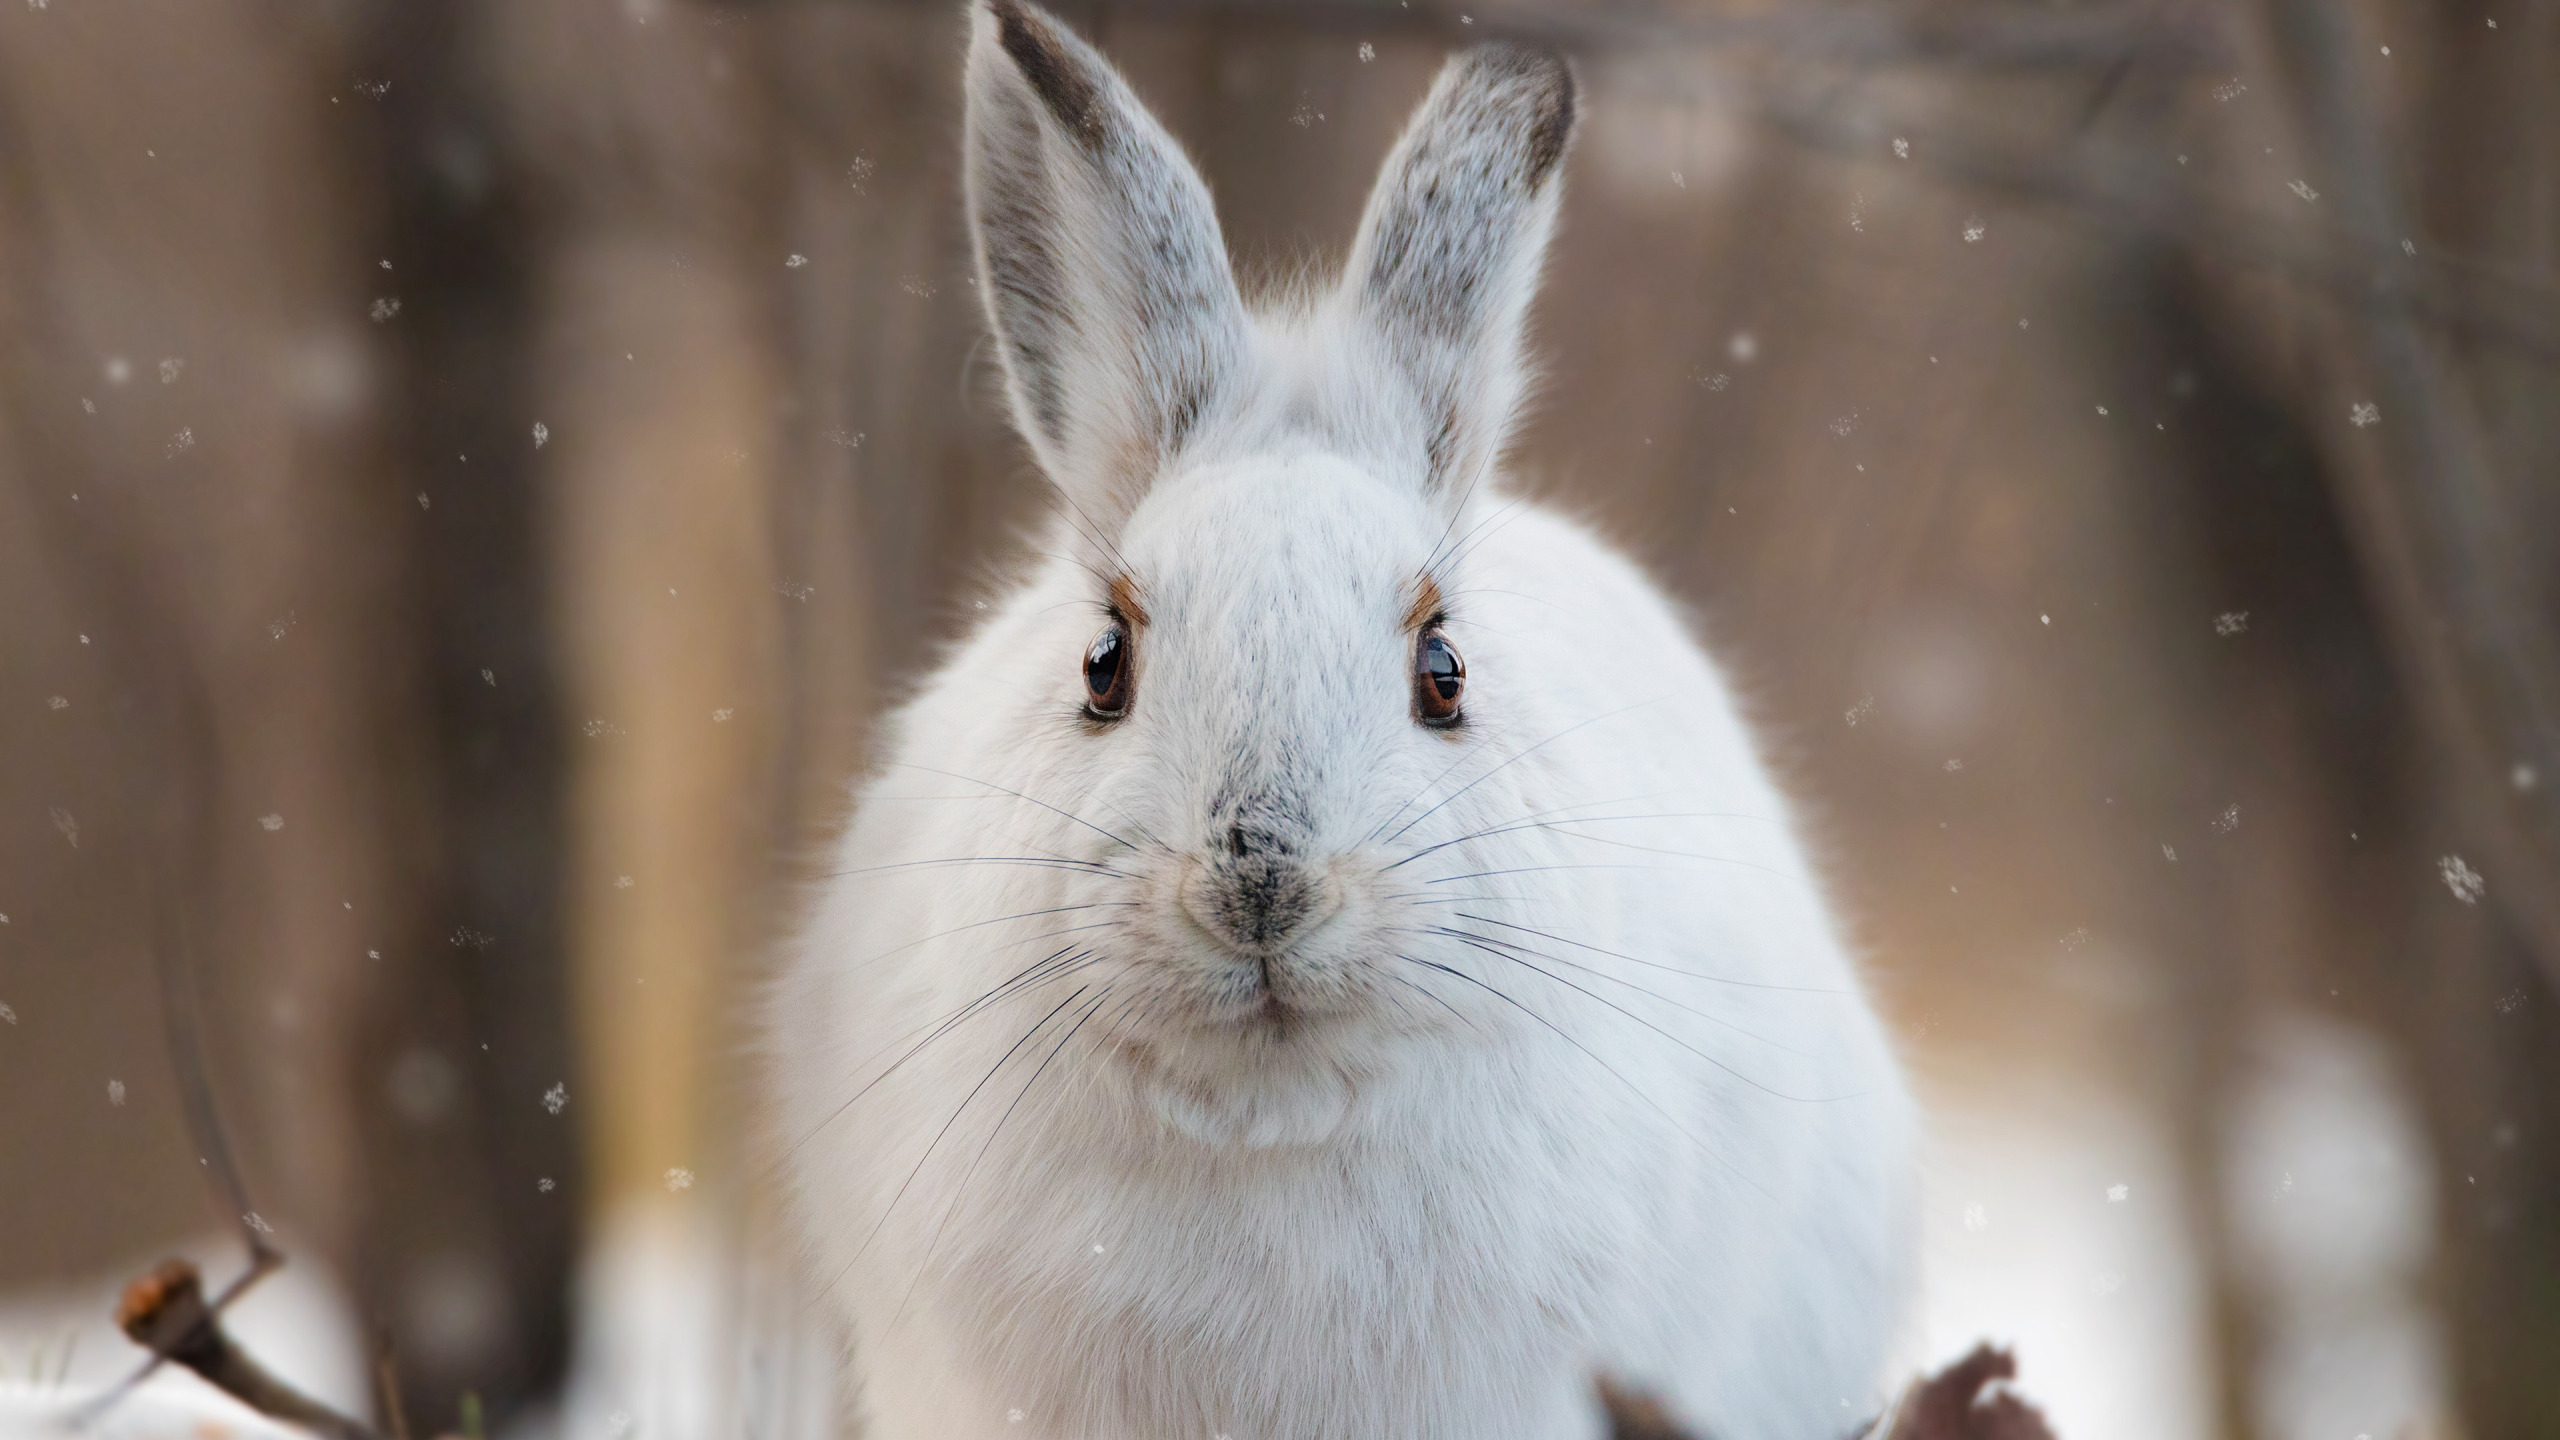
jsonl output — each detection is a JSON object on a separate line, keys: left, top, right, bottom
{"left": 1414, "top": 631, "right": 1465, "bottom": 724}
{"left": 1084, "top": 624, "right": 1130, "bottom": 717}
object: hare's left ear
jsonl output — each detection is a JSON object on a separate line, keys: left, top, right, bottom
{"left": 1343, "top": 45, "right": 1575, "bottom": 497}
{"left": 964, "top": 0, "right": 1248, "bottom": 532}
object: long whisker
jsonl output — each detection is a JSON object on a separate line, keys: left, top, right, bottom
{"left": 821, "top": 855, "right": 1133, "bottom": 882}
{"left": 1422, "top": 860, "right": 1804, "bottom": 886}
{"left": 1378, "top": 695, "right": 1672, "bottom": 848}
{"left": 889, "top": 985, "right": 1117, "bottom": 1330}
{"left": 889, "top": 762, "right": 1142, "bottom": 852}
{"left": 787, "top": 943, "right": 1098, "bottom": 1155}
{"left": 825, "top": 982, "right": 1096, "bottom": 1302}
{"left": 1424, "top": 927, "right": 1861, "bottom": 1104}
{"left": 1385, "top": 808, "right": 1782, "bottom": 872}
{"left": 1393, "top": 954, "right": 1774, "bottom": 1202}
{"left": 1452, "top": 913, "right": 1852, "bottom": 995}
{"left": 1412, "top": 924, "right": 1819, "bottom": 1058}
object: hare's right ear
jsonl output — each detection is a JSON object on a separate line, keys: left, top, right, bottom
{"left": 1344, "top": 45, "right": 1574, "bottom": 500}
{"left": 964, "top": 0, "right": 1248, "bottom": 532}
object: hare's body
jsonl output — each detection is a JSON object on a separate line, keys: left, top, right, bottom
{"left": 771, "top": 8, "right": 1912, "bottom": 1438}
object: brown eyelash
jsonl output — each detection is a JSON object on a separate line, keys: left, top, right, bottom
{"left": 1403, "top": 573, "right": 1445, "bottom": 633}
{"left": 1106, "top": 572, "right": 1151, "bottom": 629}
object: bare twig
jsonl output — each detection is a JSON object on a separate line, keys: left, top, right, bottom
{"left": 113, "top": 1261, "right": 381, "bottom": 1440}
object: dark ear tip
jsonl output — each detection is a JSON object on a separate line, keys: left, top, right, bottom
{"left": 985, "top": 0, "right": 1107, "bottom": 142}
{"left": 1458, "top": 42, "right": 1575, "bottom": 184}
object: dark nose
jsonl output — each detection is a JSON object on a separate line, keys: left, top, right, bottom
{"left": 1195, "top": 824, "right": 1321, "bottom": 951}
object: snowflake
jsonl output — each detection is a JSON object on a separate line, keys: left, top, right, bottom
{"left": 2350, "top": 401, "right": 2380, "bottom": 427}
{"left": 481, "top": 668, "right": 496, "bottom": 686}
{"left": 2212, "top": 77, "right": 2247, "bottom": 102}
{"left": 417, "top": 492, "right": 431, "bottom": 509}
{"left": 538, "top": 1177, "right": 556, "bottom": 1193}
{"left": 1962, "top": 217, "right": 1986, "bottom": 243}
{"left": 1943, "top": 758, "right": 1963, "bottom": 772}
{"left": 369, "top": 297, "right": 401, "bottom": 322}
{"left": 2287, "top": 179, "right": 2319, "bottom": 203}
{"left": 2093, "top": 1271, "right": 2125, "bottom": 1297}
{"left": 355, "top": 79, "right": 390, "bottom": 99}
{"left": 1844, "top": 694, "right": 1876, "bottom": 727}
{"left": 166, "top": 427, "right": 195, "bottom": 457}
{"left": 2107, "top": 1183, "right": 2129, "bottom": 1202}
{"left": 1893, "top": 137, "right": 1909, "bottom": 159}
{"left": 2211, "top": 803, "right": 2240, "bottom": 834}
{"left": 1357, "top": 41, "right": 1374, "bottom": 62}
{"left": 1288, "top": 101, "right": 1324, "bottom": 128}
{"left": 543, "top": 1082, "right": 569, "bottom": 1115}
{"left": 2493, "top": 989, "right": 2527, "bottom": 1015}
{"left": 243, "top": 1211, "right": 274, "bottom": 1235}
{"left": 2161, "top": 843, "right": 2178, "bottom": 862}
{"left": 451, "top": 926, "right": 495, "bottom": 950}
{"left": 46, "top": 695, "right": 67, "bottom": 711}
{"left": 1008, "top": 1411, "right": 1025, "bottom": 1425}
{"left": 267, "top": 612, "right": 298, "bottom": 640}
{"left": 775, "top": 580, "right": 815, "bottom": 602}
{"left": 898, "top": 275, "right": 938, "bottom": 298}
{"left": 1962, "top": 1202, "right": 1988, "bottom": 1232}
{"left": 785, "top": 254, "right": 809, "bottom": 268}
{"left": 1727, "top": 331, "right": 1758, "bottom": 364}
{"left": 51, "top": 807, "right": 78, "bottom": 847}
{"left": 2215, "top": 610, "right": 2248, "bottom": 636}
{"left": 2439, "top": 854, "right": 2484, "bottom": 904}
{"left": 2513, "top": 762, "right": 2538, "bottom": 791}
{"left": 1826, "top": 413, "right": 1858, "bottom": 438}
{"left": 712, "top": 708, "right": 736, "bottom": 723}
{"left": 0, "top": 1002, "right": 15, "bottom": 1025}
{"left": 159, "top": 358, "right": 184, "bottom": 384}
{"left": 109, "top": 1079, "right": 126, "bottom": 1106}
{"left": 664, "top": 1166, "right": 695, "bottom": 1192}
{"left": 258, "top": 813, "right": 284, "bottom": 832}
{"left": 104, "top": 356, "right": 132, "bottom": 385}
{"left": 533, "top": 421, "right": 550, "bottom": 449}
{"left": 824, "top": 427, "right": 865, "bottom": 449}
{"left": 847, "top": 155, "right": 876, "bottom": 193}
{"left": 584, "top": 717, "right": 622, "bottom": 737}
{"left": 2060, "top": 927, "right": 2091, "bottom": 950}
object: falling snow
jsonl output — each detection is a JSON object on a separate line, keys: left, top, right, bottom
{"left": 2215, "top": 610, "right": 2249, "bottom": 636}
{"left": 2060, "top": 927, "right": 2092, "bottom": 950}
{"left": 46, "top": 696, "right": 67, "bottom": 711}
{"left": 0, "top": 1002, "right": 16, "bottom": 1025}
{"left": 533, "top": 421, "right": 550, "bottom": 449}
{"left": 2514, "top": 763, "right": 2540, "bottom": 791}
{"left": 543, "top": 1082, "right": 570, "bottom": 1115}
{"left": 1893, "top": 137, "right": 1909, "bottom": 159}
{"left": 664, "top": 1167, "right": 695, "bottom": 1192}
{"left": 243, "top": 1211, "right": 274, "bottom": 1235}
{"left": 847, "top": 155, "right": 876, "bottom": 193}
{"left": 2439, "top": 854, "right": 2484, "bottom": 904}
{"left": 712, "top": 707, "right": 736, "bottom": 723}
{"left": 108, "top": 1079, "right": 126, "bottom": 1106}
{"left": 2107, "top": 1183, "right": 2129, "bottom": 1202}
{"left": 50, "top": 808, "right": 77, "bottom": 848}
{"left": 2493, "top": 989, "right": 2527, "bottom": 1015}
{"left": 2287, "top": 179, "right": 2319, "bottom": 202}
{"left": 1962, "top": 1202, "right": 1988, "bottom": 1232}
{"left": 1844, "top": 694, "right": 1876, "bottom": 727}
{"left": 2213, "top": 77, "right": 2247, "bottom": 102}
{"left": 584, "top": 718, "right": 622, "bottom": 737}
{"left": 538, "top": 1177, "right": 556, "bottom": 1192}
{"left": 158, "top": 358, "right": 184, "bottom": 384}
{"left": 2211, "top": 803, "right": 2241, "bottom": 834}
{"left": 451, "top": 926, "right": 495, "bottom": 950}
{"left": 166, "top": 427, "right": 195, "bottom": 457}
{"left": 1962, "top": 217, "right": 1986, "bottom": 243}
{"left": 2350, "top": 401, "right": 2381, "bottom": 427}
{"left": 785, "top": 254, "right": 809, "bottom": 268}
{"left": 615, "top": 875, "right": 634, "bottom": 889}
{"left": 257, "top": 813, "right": 284, "bottom": 831}
{"left": 369, "top": 297, "right": 401, "bottom": 322}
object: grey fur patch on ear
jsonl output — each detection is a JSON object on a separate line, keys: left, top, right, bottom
{"left": 965, "top": 0, "right": 1248, "bottom": 531}
{"left": 1344, "top": 43, "right": 1576, "bottom": 495}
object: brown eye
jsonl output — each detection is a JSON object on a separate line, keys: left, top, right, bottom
{"left": 1415, "top": 630, "right": 1464, "bottom": 725}
{"left": 1084, "top": 623, "right": 1132, "bottom": 719}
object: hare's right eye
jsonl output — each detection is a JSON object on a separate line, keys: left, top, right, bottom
{"left": 1083, "top": 624, "right": 1132, "bottom": 720}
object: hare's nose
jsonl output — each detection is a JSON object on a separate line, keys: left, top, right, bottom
{"left": 1183, "top": 830, "right": 1333, "bottom": 955}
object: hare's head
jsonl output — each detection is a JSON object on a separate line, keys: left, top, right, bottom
{"left": 961, "top": 1, "right": 1573, "bottom": 1062}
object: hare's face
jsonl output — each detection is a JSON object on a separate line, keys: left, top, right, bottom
{"left": 1067, "top": 453, "right": 1463, "bottom": 1032}
{"left": 951, "top": 0, "right": 1570, "bottom": 1074}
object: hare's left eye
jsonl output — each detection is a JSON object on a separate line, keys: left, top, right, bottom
{"left": 1084, "top": 623, "right": 1132, "bottom": 720}
{"left": 1414, "top": 630, "right": 1464, "bottom": 726}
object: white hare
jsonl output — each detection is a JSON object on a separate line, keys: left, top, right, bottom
{"left": 768, "top": 4, "right": 1915, "bottom": 1436}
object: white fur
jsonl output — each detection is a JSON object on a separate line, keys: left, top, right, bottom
{"left": 768, "top": 7, "right": 1915, "bottom": 1437}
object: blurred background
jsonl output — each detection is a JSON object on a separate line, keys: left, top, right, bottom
{"left": 1, "top": 1, "right": 2554, "bottom": 1437}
